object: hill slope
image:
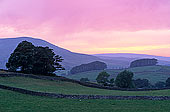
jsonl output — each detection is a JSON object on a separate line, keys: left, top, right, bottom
{"left": 0, "top": 37, "right": 101, "bottom": 70}
{"left": 1, "top": 73, "right": 170, "bottom": 96}
{"left": 93, "top": 53, "right": 170, "bottom": 61}
{"left": 1, "top": 37, "right": 170, "bottom": 70}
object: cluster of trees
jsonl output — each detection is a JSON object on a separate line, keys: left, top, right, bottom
{"left": 95, "top": 70, "right": 170, "bottom": 89}
{"left": 96, "top": 70, "right": 134, "bottom": 88}
{"left": 6, "top": 41, "right": 64, "bottom": 75}
{"left": 70, "top": 61, "right": 107, "bottom": 74}
{"left": 131, "top": 78, "right": 170, "bottom": 89}
{"left": 130, "top": 58, "right": 158, "bottom": 68}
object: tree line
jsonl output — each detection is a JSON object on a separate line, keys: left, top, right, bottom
{"left": 81, "top": 70, "right": 170, "bottom": 89}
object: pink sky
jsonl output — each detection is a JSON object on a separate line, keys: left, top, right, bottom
{"left": 0, "top": 0, "right": 170, "bottom": 56}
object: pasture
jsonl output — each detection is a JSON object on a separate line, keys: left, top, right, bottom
{"left": 1, "top": 89, "right": 170, "bottom": 112}
{"left": 1, "top": 76, "right": 170, "bottom": 96}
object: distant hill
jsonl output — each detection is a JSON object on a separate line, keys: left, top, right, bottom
{"left": 93, "top": 53, "right": 170, "bottom": 68}
{"left": 0, "top": 37, "right": 101, "bottom": 70}
{"left": 1, "top": 37, "right": 170, "bottom": 70}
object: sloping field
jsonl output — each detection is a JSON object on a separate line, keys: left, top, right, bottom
{"left": 67, "top": 65, "right": 170, "bottom": 84}
{"left": 1, "top": 76, "right": 170, "bottom": 96}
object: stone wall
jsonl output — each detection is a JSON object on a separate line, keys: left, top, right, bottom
{"left": 1, "top": 84, "right": 170, "bottom": 100}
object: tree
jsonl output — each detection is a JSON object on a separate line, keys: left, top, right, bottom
{"left": 115, "top": 70, "right": 134, "bottom": 88}
{"left": 70, "top": 61, "right": 107, "bottom": 74}
{"left": 6, "top": 41, "right": 64, "bottom": 75}
{"left": 166, "top": 78, "right": 170, "bottom": 87}
{"left": 6, "top": 41, "right": 35, "bottom": 73}
{"left": 96, "top": 71, "right": 110, "bottom": 86}
{"left": 80, "top": 78, "right": 89, "bottom": 82}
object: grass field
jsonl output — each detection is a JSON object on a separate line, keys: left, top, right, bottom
{"left": 1, "top": 76, "right": 170, "bottom": 96}
{"left": 67, "top": 65, "right": 170, "bottom": 84}
{"left": 1, "top": 89, "right": 170, "bottom": 112}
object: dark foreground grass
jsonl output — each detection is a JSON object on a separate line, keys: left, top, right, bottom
{"left": 1, "top": 77, "right": 170, "bottom": 96}
{"left": 1, "top": 89, "right": 170, "bottom": 112}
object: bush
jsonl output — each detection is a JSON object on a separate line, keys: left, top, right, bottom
{"left": 115, "top": 70, "right": 135, "bottom": 88}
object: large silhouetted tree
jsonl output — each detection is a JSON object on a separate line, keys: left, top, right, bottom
{"left": 6, "top": 41, "right": 64, "bottom": 75}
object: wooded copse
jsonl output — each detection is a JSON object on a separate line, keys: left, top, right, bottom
{"left": 70, "top": 61, "right": 107, "bottom": 74}
{"left": 130, "top": 58, "right": 158, "bottom": 68}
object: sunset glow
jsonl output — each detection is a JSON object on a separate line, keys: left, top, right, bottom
{"left": 0, "top": 0, "right": 170, "bottom": 56}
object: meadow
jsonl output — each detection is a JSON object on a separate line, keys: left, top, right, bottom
{"left": 1, "top": 76, "right": 170, "bottom": 96}
{"left": 1, "top": 70, "right": 170, "bottom": 112}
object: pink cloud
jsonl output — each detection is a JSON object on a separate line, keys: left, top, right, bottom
{"left": 0, "top": 0, "right": 170, "bottom": 56}
{"left": 0, "top": 0, "right": 170, "bottom": 33}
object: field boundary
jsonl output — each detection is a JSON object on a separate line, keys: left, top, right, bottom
{"left": 1, "top": 84, "right": 170, "bottom": 100}
{"left": 1, "top": 72, "right": 170, "bottom": 91}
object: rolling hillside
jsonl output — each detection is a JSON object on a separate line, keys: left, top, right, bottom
{"left": 1, "top": 71, "right": 170, "bottom": 111}
{"left": 67, "top": 65, "right": 170, "bottom": 84}
{"left": 1, "top": 72, "right": 170, "bottom": 96}
{"left": 1, "top": 37, "right": 170, "bottom": 70}
{"left": 0, "top": 37, "right": 101, "bottom": 70}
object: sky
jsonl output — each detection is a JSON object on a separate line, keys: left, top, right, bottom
{"left": 0, "top": 0, "right": 170, "bottom": 56}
